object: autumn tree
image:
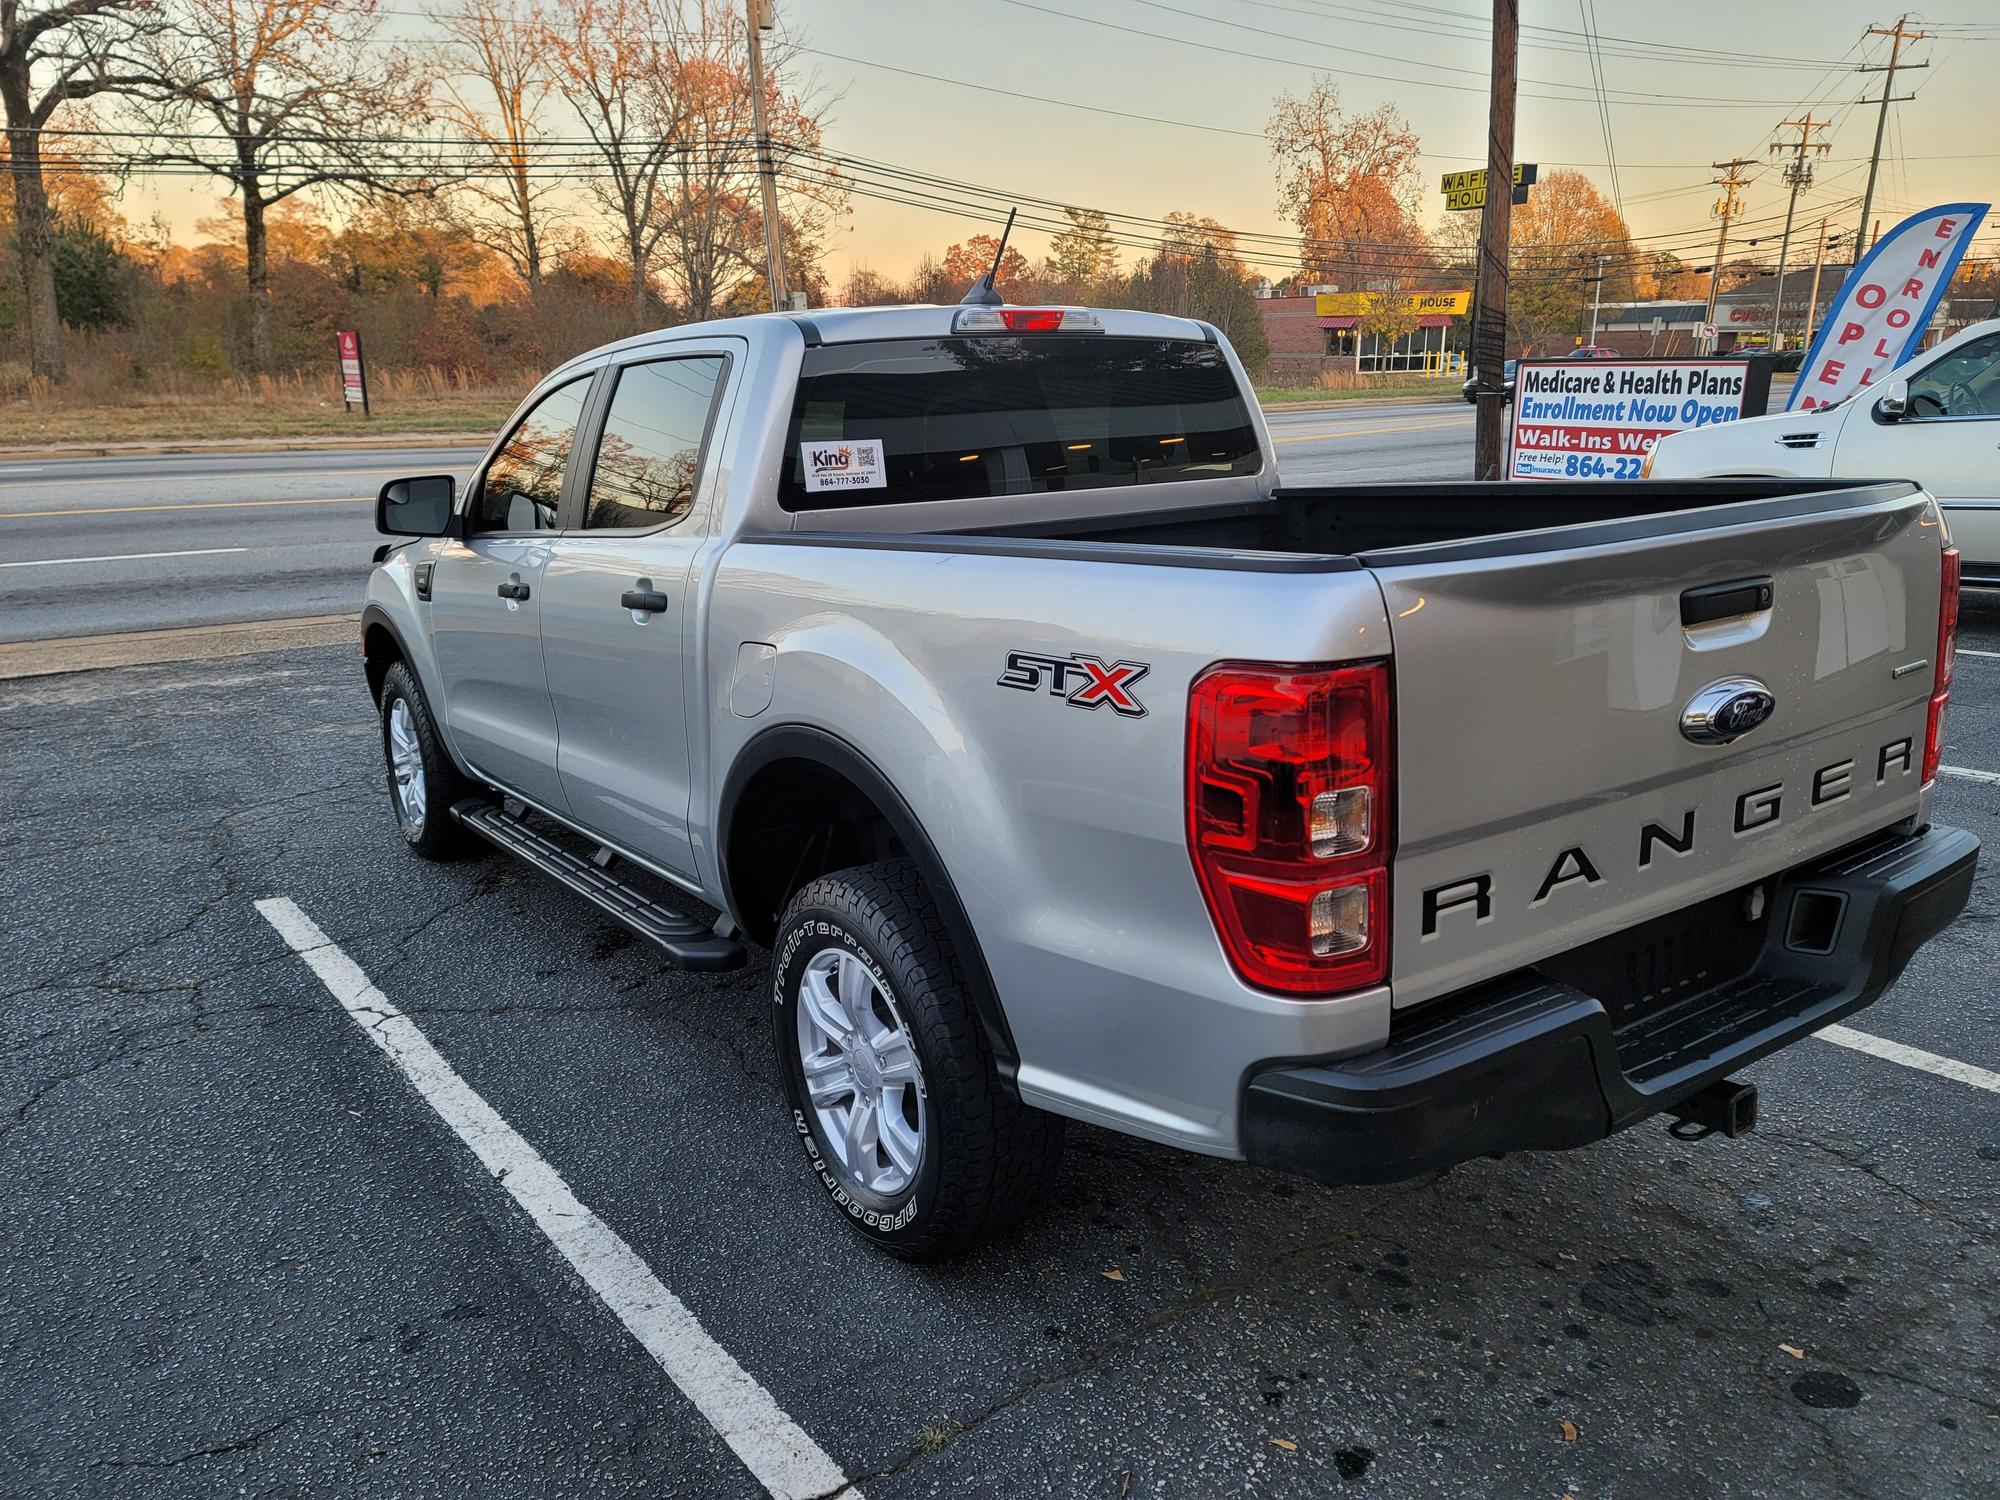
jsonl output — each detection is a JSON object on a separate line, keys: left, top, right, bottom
{"left": 1123, "top": 210, "right": 1268, "bottom": 370}
{"left": 1266, "top": 78, "right": 1432, "bottom": 290}
{"left": 1506, "top": 168, "right": 1637, "bottom": 351}
{"left": 131, "top": 0, "right": 436, "bottom": 371}
{"left": 651, "top": 1, "right": 845, "bottom": 320}
{"left": 544, "top": 0, "right": 686, "bottom": 327}
{"left": 2, "top": 0, "right": 156, "bottom": 379}
{"left": 434, "top": 0, "right": 564, "bottom": 296}
{"left": 837, "top": 265, "right": 901, "bottom": 306}
{"left": 941, "top": 232, "right": 1033, "bottom": 300}
{"left": 1047, "top": 205, "right": 1118, "bottom": 295}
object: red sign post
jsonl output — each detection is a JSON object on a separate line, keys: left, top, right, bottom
{"left": 336, "top": 329, "right": 370, "bottom": 417}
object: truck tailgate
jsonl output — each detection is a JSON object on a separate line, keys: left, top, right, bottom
{"left": 1373, "top": 485, "right": 1943, "bottom": 1009}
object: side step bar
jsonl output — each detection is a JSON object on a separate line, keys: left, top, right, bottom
{"left": 452, "top": 799, "right": 747, "bottom": 972}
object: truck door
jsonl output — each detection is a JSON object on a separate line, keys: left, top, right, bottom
{"left": 536, "top": 348, "right": 734, "bottom": 879}
{"left": 1836, "top": 328, "right": 2000, "bottom": 576}
{"left": 429, "top": 372, "right": 596, "bottom": 812}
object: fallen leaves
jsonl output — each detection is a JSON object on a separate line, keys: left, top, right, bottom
{"left": 1780, "top": 1343, "right": 1807, "bottom": 1359}
{"left": 1559, "top": 1418, "right": 1580, "bottom": 1444}
{"left": 1103, "top": 1267, "right": 1125, "bottom": 1282}
{"left": 1269, "top": 1438, "right": 1297, "bottom": 1452}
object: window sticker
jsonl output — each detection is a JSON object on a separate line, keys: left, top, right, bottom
{"left": 800, "top": 437, "right": 887, "bottom": 493}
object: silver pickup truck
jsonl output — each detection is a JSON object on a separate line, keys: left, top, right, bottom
{"left": 361, "top": 302, "right": 1976, "bottom": 1260}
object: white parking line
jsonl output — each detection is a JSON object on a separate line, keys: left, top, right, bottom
{"left": 0, "top": 547, "right": 248, "bottom": 569}
{"left": 254, "top": 897, "right": 859, "bottom": 1500}
{"left": 1818, "top": 1024, "right": 2000, "bottom": 1095}
{"left": 1957, "top": 648, "right": 1999, "bottom": 660}
{"left": 1940, "top": 765, "right": 2000, "bottom": 785}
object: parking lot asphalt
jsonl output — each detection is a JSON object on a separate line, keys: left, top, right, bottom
{"left": 4, "top": 623, "right": 1996, "bottom": 1497}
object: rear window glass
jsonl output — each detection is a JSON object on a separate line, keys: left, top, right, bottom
{"left": 780, "top": 336, "right": 1260, "bottom": 510}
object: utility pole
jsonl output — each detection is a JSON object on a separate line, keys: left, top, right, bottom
{"left": 1472, "top": 0, "right": 1517, "bottom": 482}
{"left": 1803, "top": 220, "right": 1834, "bottom": 348}
{"left": 746, "top": 0, "right": 789, "bottom": 311}
{"left": 1587, "top": 251, "right": 1610, "bottom": 344}
{"left": 1701, "top": 159, "right": 1755, "bottom": 351}
{"left": 1855, "top": 16, "right": 1927, "bottom": 260}
{"left": 1767, "top": 116, "right": 1829, "bottom": 350}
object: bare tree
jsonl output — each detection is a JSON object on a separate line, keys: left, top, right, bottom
{"left": 2, "top": 0, "right": 154, "bottom": 380}
{"left": 433, "top": 0, "right": 562, "bottom": 296}
{"left": 543, "top": 0, "right": 684, "bottom": 328}
{"left": 651, "top": 1, "right": 843, "bottom": 319}
{"left": 130, "top": 0, "right": 436, "bottom": 371}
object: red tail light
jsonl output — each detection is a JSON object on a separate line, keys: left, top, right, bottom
{"left": 1923, "top": 545, "right": 1960, "bottom": 786}
{"left": 1187, "top": 661, "right": 1393, "bottom": 995}
{"left": 999, "top": 308, "right": 1065, "bottom": 331}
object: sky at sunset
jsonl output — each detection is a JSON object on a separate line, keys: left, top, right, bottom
{"left": 133, "top": 0, "right": 2000, "bottom": 289}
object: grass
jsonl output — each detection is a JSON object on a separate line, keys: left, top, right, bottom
{"left": 0, "top": 366, "right": 530, "bottom": 450}
{"left": 0, "top": 363, "right": 1462, "bottom": 452}
{"left": 1254, "top": 379, "right": 1462, "bottom": 405}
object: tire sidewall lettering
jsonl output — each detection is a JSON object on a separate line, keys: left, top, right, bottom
{"left": 776, "top": 912, "right": 929, "bottom": 1236}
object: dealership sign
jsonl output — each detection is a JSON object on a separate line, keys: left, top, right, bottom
{"left": 336, "top": 329, "right": 369, "bottom": 416}
{"left": 1508, "top": 359, "right": 1769, "bottom": 481}
{"left": 1789, "top": 201, "right": 1989, "bottom": 411}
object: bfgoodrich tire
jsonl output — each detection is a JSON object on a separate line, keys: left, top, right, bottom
{"left": 773, "top": 860, "right": 1063, "bottom": 1261}
{"left": 378, "top": 661, "right": 479, "bottom": 860}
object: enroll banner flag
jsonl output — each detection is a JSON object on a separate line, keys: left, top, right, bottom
{"left": 1789, "top": 202, "right": 1988, "bottom": 411}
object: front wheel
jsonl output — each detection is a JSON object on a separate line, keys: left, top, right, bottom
{"left": 772, "top": 860, "right": 1063, "bottom": 1261}
{"left": 378, "top": 661, "right": 478, "bottom": 860}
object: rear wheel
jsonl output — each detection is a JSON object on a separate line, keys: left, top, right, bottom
{"left": 772, "top": 860, "right": 1063, "bottom": 1260}
{"left": 378, "top": 661, "right": 478, "bottom": 860}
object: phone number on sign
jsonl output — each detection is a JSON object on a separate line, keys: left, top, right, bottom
{"left": 1512, "top": 450, "right": 1647, "bottom": 480}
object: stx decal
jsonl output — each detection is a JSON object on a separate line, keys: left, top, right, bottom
{"left": 998, "top": 650, "right": 1151, "bottom": 718}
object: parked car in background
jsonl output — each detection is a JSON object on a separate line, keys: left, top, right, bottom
{"left": 1567, "top": 346, "right": 1621, "bottom": 359}
{"left": 1648, "top": 318, "right": 2000, "bottom": 585}
{"left": 1460, "top": 358, "right": 1517, "bottom": 404}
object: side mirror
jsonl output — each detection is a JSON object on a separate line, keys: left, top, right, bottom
{"left": 376, "top": 475, "right": 456, "bottom": 537}
{"left": 1878, "top": 379, "right": 1910, "bottom": 422}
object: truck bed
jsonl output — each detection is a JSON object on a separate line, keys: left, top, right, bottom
{"left": 942, "top": 478, "right": 1923, "bottom": 561}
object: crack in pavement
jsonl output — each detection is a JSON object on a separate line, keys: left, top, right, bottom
{"left": 88, "top": 1415, "right": 299, "bottom": 1472}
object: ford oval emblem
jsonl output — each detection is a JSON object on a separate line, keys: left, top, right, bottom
{"left": 1680, "top": 677, "right": 1776, "bottom": 745}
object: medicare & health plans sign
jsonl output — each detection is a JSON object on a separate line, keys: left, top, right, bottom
{"left": 1507, "top": 359, "right": 1770, "bottom": 481}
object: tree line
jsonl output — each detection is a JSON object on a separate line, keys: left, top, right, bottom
{"left": 3, "top": 3, "right": 1793, "bottom": 401}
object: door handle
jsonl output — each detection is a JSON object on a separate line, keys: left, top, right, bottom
{"left": 621, "top": 586, "right": 669, "bottom": 613}
{"left": 497, "top": 580, "right": 530, "bottom": 601}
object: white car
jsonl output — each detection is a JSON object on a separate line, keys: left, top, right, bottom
{"left": 1648, "top": 319, "right": 2000, "bottom": 584}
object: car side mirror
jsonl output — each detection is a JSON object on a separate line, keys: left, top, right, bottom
{"left": 376, "top": 475, "right": 456, "bottom": 537}
{"left": 1878, "top": 379, "right": 1910, "bottom": 422}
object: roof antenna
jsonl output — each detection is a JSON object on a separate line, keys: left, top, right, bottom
{"left": 958, "top": 207, "right": 1017, "bottom": 306}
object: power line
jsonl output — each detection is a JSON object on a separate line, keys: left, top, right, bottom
{"left": 990, "top": 0, "right": 1864, "bottom": 109}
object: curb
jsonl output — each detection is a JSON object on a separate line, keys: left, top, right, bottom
{"left": 1257, "top": 394, "right": 1467, "bottom": 414}
{"left": 0, "top": 614, "right": 360, "bottom": 680}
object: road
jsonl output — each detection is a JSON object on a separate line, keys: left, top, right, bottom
{"left": 0, "top": 404, "right": 1474, "bottom": 643}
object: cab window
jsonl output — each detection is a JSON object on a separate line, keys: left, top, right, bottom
{"left": 473, "top": 375, "right": 593, "bottom": 532}
{"left": 581, "top": 356, "right": 727, "bottom": 531}
{"left": 1908, "top": 332, "right": 2000, "bottom": 419}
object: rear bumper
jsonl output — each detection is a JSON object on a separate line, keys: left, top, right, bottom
{"left": 1240, "top": 824, "right": 1978, "bottom": 1187}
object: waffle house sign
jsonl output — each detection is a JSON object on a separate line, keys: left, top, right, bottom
{"left": 1441, "top": 162, "right": 1538, "bottom": 211}
{"left": 1313, "top": 289, "right": 1472, "bottom": 318}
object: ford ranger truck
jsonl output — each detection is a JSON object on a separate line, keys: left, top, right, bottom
{"left": 359, "top": 302, "right": 1977, "bottom": 1261}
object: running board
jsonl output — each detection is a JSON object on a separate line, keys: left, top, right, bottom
{"left": 451, "top": 799, "right": 747, "bottom": 972}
